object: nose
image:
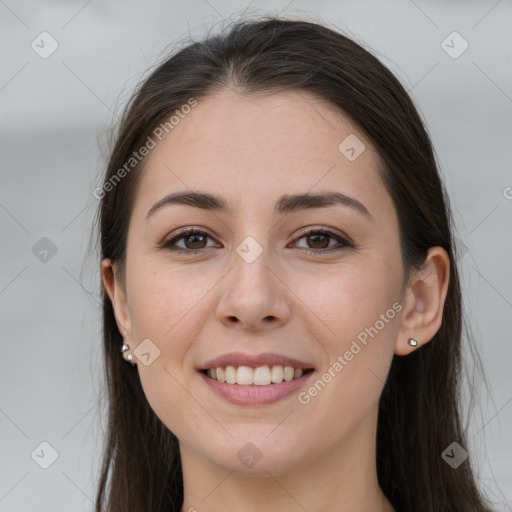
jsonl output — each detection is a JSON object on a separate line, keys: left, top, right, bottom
{"left": 215, "top": 249, "right": 292, "bottom": 332}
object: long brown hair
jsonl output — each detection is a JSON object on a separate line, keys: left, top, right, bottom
{"left": 93, "top": 14, "right": 493, "bottom": 511}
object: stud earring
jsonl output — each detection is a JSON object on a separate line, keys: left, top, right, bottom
{"left": 407, "top": 338, "right": 419, "bottom": 347}
{"left": 121, "top": 343, "right": 136, "bottom": 365}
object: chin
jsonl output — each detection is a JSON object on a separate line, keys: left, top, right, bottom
{"left": 196, "top": 434, "right": 312, "bottom": 476}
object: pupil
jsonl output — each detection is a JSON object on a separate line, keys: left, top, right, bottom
{"left": 188, "top": 235, "right": 205, "bottom": 249}
{"left": 309, "top": 234, "right": 328, "bottom": 248}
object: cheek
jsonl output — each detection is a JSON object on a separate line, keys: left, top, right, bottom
{"left": 302, "top": 256, "right": 401, "bottom": 351}
{"left": 124, "top": 256, "right": 221, "bottom": 421}
{"left": 126, "top": 256, "right": 216, "bottom": 348}
{"left": 297, "top": 258, "right": 400, "bottom": 411}
{"left": 127, "top": 266, "right": 209, "bottom": 442}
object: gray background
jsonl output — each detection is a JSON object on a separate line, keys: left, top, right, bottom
{"left": 1, "top": 0, "right": 511, "bottom": 510}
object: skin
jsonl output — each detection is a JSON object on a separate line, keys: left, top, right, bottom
{"left": 102, "top": 87, "right": 450, "bottom": 512}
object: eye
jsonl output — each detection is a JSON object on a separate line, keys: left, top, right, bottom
{"left": 161, "top": 228, "right": 218, "bottom": 254}
{"left": 161, "top": 226, "right": 352, "bottom": 255}
{"left": 290, "top": 227, "right": 351, "bottom": 254}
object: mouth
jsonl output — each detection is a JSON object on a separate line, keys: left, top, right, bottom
{"left": 200, "top": 365, "right": 315, "bottom": 385}
{"left": 197, "top": 355, "right": 316, "bottom": 405}
{"left": 197, "top": 352, "right": 316, "bottom": 405}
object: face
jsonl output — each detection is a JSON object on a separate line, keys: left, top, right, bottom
{"left": 107, "top": 88, "right": 408, "bottom": 474}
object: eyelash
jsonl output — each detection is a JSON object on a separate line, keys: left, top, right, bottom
{"left": 160, "top": 227, "right": 352, "bottom": 256}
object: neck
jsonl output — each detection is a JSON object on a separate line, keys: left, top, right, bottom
{"left": 179, "top": 408, "right": 394, "bottom": 512}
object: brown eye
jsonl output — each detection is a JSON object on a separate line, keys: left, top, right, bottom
{"left": 292, "top": 228, "right": 351, "bottom": 254}
{"left": 162, "top": 227, "right": 351, "bottom": 256}
{"left": 183, "top": 233, "right": 208, "bottom": 250}
{"left": 306, "top": 233, "right": 330, "bottom": 249}
{"left": 162, "top": 229, "right": 217, "bottom": 254}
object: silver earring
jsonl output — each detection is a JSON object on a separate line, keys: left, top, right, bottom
{"left": 121, "top": 343, "right": 136, "bottom": 365}
{"left": 408, "top": 338, "right": 419, "bottom": 347}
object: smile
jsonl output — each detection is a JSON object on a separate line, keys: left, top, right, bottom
{"left": 201, "top": 365, "right": 314, "bottom": 385}
{"left": 198, "top": 352, "right": 316, "bottom": 405}
{"left": 199, "top": 367, "right": 315, "bottom": 405}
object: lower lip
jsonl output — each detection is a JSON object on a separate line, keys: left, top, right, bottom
{"left": 199, "top": 371, "right": 315, "bottom": 405}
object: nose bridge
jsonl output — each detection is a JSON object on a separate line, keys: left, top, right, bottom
{"left": 216, "top": 230, "right": 291, "bottom": 328}
{"left": 230, "top": 233, "right": 276, "bottom": 297}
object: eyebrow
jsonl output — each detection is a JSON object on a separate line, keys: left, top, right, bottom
{"left": 146, "top": 190, "right": 371, "bottom": 219}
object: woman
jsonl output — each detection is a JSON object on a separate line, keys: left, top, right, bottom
{"left": 94, "top": 15, "right": 493, "bottom": 511}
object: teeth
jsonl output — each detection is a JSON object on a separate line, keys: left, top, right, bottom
{"left": 236, "top": 366, "right": 253, "bottom": 385}
{"left": 271, "top": 365, "right": 284, "bottom": 383}
{"left": 216, "top": 367, "right": 226, "bottom": 383}
{"left": 253, "top": 365, "right": 271, "bottom": 386}
{"left": 283, "top": 366, "right": 294, "bottom": 381}
{"left": 225, "top": 365, "right": 237, "bottom": 384}
{"left": 204, "top": 365, "right": 308, "bottom": 385}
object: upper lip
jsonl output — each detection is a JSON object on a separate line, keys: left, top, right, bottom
{"left": 199, "top": 352, "right": 315, "bottom": 370}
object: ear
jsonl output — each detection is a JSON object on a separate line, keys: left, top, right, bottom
{"left": 101, "top": 258, "right": 133, "bottom": 344}
{"left": 395, "top": 246, "right": 450, "bottom": 356}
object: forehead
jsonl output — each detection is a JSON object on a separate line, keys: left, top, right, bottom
{"left": 133, "top": 87, "right": 387, "bottom": 217}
